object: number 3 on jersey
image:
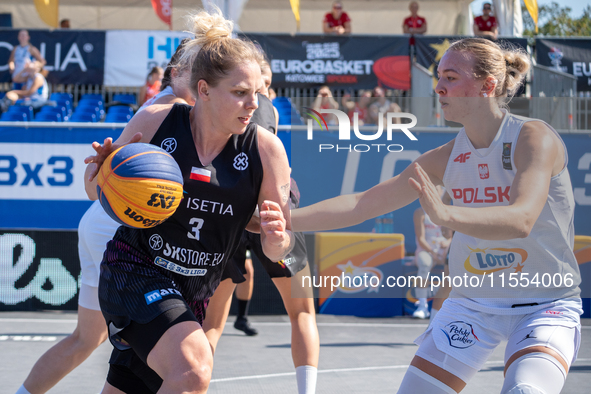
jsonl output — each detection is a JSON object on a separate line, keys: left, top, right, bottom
{"left": 188, "top": 218, "right": 204, "bottom": 240}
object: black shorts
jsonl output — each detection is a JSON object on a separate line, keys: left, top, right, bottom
{"left": 100, "top": 241, "right": 208, "bottom": 392}
{"left": 223, "top": 229, "right": 308, "bottom": 283}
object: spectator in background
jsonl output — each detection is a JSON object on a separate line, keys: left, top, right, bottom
{"left": 60, "top": 19, "right": 70, "bottom": 28}
{"left": 323, "top": 1, "right": 351, "bottom": 35}
{"left": 8, "top": 30, "right": 46, "bottom": 85}
{"left": 474, "top": 2, "right": 498, "bottom": 40}
{"left": 312, "top": 85, "right": 339, "bottom": 125}
{"left": 342, "top": 90, "right": 371, "bottom": 126}
{"left": 368, "top": 86, "right": 401, "bottom": 125}
{"left": 0, "top": 61, "right": 48, "bottom": 113}
{"left": 138, "top": 66, "right": 164, "bottom": 106}
{"left": 403, "top": 1, "right": 427, "bottom": 45}
{"left": 411, "top": 186, "right": 452, "bottom": 319}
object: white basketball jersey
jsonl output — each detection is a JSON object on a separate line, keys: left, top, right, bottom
{"left": 443, "top": 111, "right": 581, "bottom": 314}
{"left": 137, "top": 85, "right": 175, "bottom": 112}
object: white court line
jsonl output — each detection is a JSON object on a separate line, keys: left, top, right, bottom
{"left": 0, "top": 318, "right": 78, "bottom": 323}
{"left": 1, "top": 318, "right": 590, "bottom": 329}
{"left": 211, "top": 358, "right": 591, "bottom": 384}
{"left": 210, "top": 358, "right": 591, "bottom": 384}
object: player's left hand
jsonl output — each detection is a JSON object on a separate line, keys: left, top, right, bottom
{"left": 408, "top": 163, "right": 450, "bottom": 226}
{"left": 259, "top": 200, "right": 289, "bottom": 246}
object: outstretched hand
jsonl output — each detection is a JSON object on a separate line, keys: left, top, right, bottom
{"left": 84, "top": 132, "right": 142, "bottom": 181}
{"left": 408, "top": 163, "right": 449, "bottom": 226}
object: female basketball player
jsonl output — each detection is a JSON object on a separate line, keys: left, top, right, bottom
{"left": 279, "top": 37, "right": 582, "bottom": 394}
{"left": 204, "top": 55, "right": 319, "bottom": 394}
{"left": 14, "top": 36, "right": 198, "bottom": 394}
{"left": 84, "top": 9, "right": 293, "bottom": 394}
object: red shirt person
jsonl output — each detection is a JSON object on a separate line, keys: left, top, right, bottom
{"left": 403, "top": 1, "right": 427, "bottom": 45}
{"left": 323, "top": 1, "right": 351, "bottom": 35}
{"left": 473, "top": 2, "right": 498, "bottom": 40}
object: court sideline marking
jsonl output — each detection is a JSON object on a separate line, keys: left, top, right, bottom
{"left": 211, "top": 359, "right": 591, "bottom": 383}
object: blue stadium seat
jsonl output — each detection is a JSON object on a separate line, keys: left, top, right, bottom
{"left": 104, "top": 113, "right": 132, "bottom": 123}
{"left": 107, "top": 105, "right": 134, "bottom": 117}
{"left": 50, "top": 92, "right": 74, "bottom": 102}
{"left": 81, "top": 94, "right": 104, "bottom": 102}
{"left": 7, "top": 105, "right": 34, "bottom": 121}
{"left": 33, "top": 112, "right": 62, "bottom": 122}
{"left": 54, "top": 99, "right": 73, "bottom": 116}
{"left": 40, "top": 105, "right": 69, "bottom": 121}
{"left": 78, "top": 98, "right": 105, "bottom": 115}
{"left": 69, "top": 112, "right": 97, "bottom": 123}
{"left": 1, "top": 112, "right": 27, "bottom": 121}
{"left": 74, "top": 104, "right": 101, "bottom": 120}
{"left": 113, "top": 93, "right": 137, "bottom": 105}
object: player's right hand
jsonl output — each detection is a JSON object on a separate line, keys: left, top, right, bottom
{"left": 85, "top": 132, "right": 142, "bottom": 181}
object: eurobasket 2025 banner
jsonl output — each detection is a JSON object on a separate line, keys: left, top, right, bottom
{"left": 246, "top": 34, "right": 410, "bottom": 90}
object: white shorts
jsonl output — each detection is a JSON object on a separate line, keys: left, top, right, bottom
{"left": 78, "top": 282, "right": 100, "bottom": 311}
{"left": 415, "top": 297, "right": 582, "bottom": 372}
{"left": 78, "top": 200, "right": 120, "bottom": 288}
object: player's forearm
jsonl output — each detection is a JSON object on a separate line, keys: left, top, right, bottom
{"left": 84, "top": 164, "right": 99, "bottom": 200}
{"left": 262, "top": 230, "right": 294, "bottom": 262}
{"left": 292, "top": 193, "right": 365, "bottom": 232}
{"left": 442, "top": 205, "right": 532, "bottom": 240}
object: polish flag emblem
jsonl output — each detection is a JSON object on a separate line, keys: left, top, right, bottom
{"left": 190, "top": 167, "right": 211, "bottom": 182}
{"left": 478, "top": 164, "right": 489, "bottom": 179}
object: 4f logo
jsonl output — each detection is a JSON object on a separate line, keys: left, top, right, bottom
{"left": 304, "top": 108, "right": 417, "bottom": 141}
{"left": 147, "top": 193, "right": 176, "bottom": 210}
{"left": 454, "top": 152, "right": 471, "bottom": 164}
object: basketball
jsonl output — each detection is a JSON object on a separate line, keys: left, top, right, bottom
{"left": 96, "top": 143, "right": 184, "bottom": 228}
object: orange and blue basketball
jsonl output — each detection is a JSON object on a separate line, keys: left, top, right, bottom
{"left": 97, "top": 143, "right": 184, "bottom": 228}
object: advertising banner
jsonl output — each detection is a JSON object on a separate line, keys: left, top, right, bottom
{"left": 246, "top": 34, "right": 410, "bottom": 89}
{"left": 314, "top": 232, "right": 405, "bottom": 316}
{"left": 414, "top": 36, "right": 528, "bottom": 87}
{"left": 0, "top": 230, "right": 80, "bottom": 311}
{"left": 0, "top": 29, "right": 106, "bottom": 85}
{"left": 104, "top": 30, "right": 191, "bottom": 86}
{"left": 536, "top": 38, "right": 591, "bottom": 93}
{"left": 0, "top": 126, "right": 122, "bottom": 229}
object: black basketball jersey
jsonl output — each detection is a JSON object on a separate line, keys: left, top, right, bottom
{"left": 251, "top": 93, "right": 276, "bottom": 134}
{"left": 113, "top": 103, "right": 263, "bottom": 302}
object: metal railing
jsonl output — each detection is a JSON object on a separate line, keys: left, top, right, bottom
{"left": 531, "top": 64, "right": 577, "bottom": 98}
{"left": 410, "top": 62, "right": 442, "bottom": 127}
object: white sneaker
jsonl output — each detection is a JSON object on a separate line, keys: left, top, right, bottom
{"left": 413, "top": 304, "right": 430, "bottom": 319}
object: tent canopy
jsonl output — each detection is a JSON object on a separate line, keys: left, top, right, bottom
{"left": 4, "top": 0, "right": 521, "bottom": 36}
